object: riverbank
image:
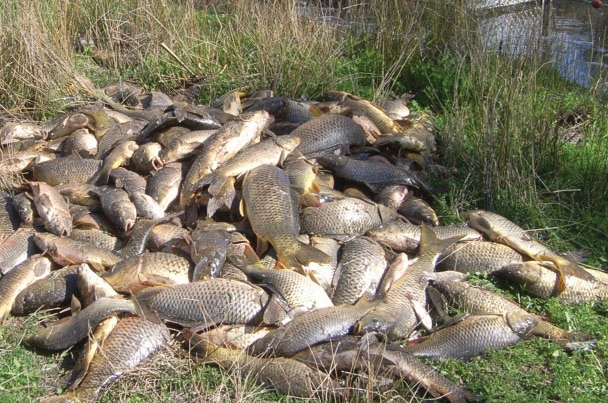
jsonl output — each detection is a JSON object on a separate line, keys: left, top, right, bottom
{"left": 1, "top": 1, "right": 607, "bottom": 402}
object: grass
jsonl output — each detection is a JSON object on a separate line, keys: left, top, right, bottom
{"left": 1, "top": 0, "right": 608, "bottom": 402}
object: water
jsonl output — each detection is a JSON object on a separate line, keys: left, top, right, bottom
{"left": 478, "top": 0, "right": 608, "bottom": 91}
{"left": 296, "top": 1, "right": 608, "bottom": 91}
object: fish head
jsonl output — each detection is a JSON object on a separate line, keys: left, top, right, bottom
{"left": 505, "top": 311, "right": 537, "bottom": 336}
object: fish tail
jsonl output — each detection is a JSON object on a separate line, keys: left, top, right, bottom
{"left": 133, "top": 287, "right": 164, "bottom": 324}
{"left": 418, "top": 225, "right": 465, "bottom": 256}
{"left": 555, "top": 256, "right": 597, "bottom": 283}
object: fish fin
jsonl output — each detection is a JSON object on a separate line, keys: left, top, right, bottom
{"left": 279, "top": 241, "right": 332, "bottom": 269}
{"left": 239, "top": 198, "right": 246, "bottom": 217}
{"left": 183, "top": 200, "right": 199, "bottom": 229}
{"left": 536, "top": 260, "right": 568, "bottom": 295}
{"left": 194, "top": 173, "right": 215, "bottom": 191}
{"left": 433, "top": 312, "right": 471, "bottom": 332}
{"left": 89, "top": 261, "right": 105, "bottom": 272}
{"left": 70, "top": 295, "right": 82, "bottom": 315}
{"left": 298, "top": 193, "right": 322, "bottom": 208}
{"left": 256, "top": 238, "right": 269, "bottom": 257}
{"left": 426, "top": 285, "right": 449, "bottom": 321}
{"left": 310, "top": 180, "right": 321, "bottom": 194}
{"left": 554, "top": 257, "right": 596, "bottom": 283}
{"left": 227, "top": 244, "right": 261, "bottom": 269}
{"left": 262, "top": 294, "right": 290, "bottom": 325}
{"left": 274, "top": 260, "right": 288, "bottom": 269}
{"left": 132, "top": 287, "right": 164, "bottom": 324}
{"left": 411, "top": 299, "right": 433, "bottom": 331}
{"left": 418, "top": 225, "right": 465, "bottom": 257}
{"left": 206, "top": 178, "right": 236, "bottom": 218}
{"left": 308, "top": 103, "right": 324, "bottom": 118}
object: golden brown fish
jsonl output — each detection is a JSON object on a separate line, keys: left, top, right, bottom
{"left": 462, "top": 209, "right": 595, "bottom": 293}
{"left": 0, "top": 255, "right": 52, "bottom": 323}
{"left": 241, "top": 164, "right": 330, "bottom": 270}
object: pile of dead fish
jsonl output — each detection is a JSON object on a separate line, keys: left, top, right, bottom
{"left": 0, "top": 85, "right": 606, "bottom": 403}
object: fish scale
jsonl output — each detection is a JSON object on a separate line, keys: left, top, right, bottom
{"left": 33, "top": 156, "right": 102, "bottom": 185}
{"left": 284, "top": 113, "right": 367, "bottom": 158}
{"left": 12, "top": 265, "right": 80, "bottom": 316}
{"left": 462, "top": 209, "right": 596, "bottom": 292}
{"left": 331, "top": 236, "right": 386, "bottom": 305}
{"left": 0, "top": 193, "right": 21, "bottom": 238}
{"left": 497, "top": 261, "right": 608, "bottom": 304}
{"left": 70, "top": 316, "right": 169, "bottom": 401}
{"left": 432, "top": 278, "right": 573, "bottom": 341}
{"left": 240, "top": 262, "right": 333, "bottom": 313}
{"left": 0, "top": 227, "right": 37, "bottom": 275}
{"left": 367, "top": 219, "right": 481, "bottom": 253}
{"left": 247, "top": 299, "right": 377, "bottom": 358}
{"left": 242, "top": 164, "right": 331, "bottom": 269}
{"left": 404, "top": 312, "right": 537, "bottom": 359}
{"left": 104, "top": 252, "right": 192, "bottom": 293}
{"left": 145, "top": 279, "right": 269, "bottom": 328}
{"left": 437, "top": 240, "right": 523, "bottom": 274}
{"left": 26, "top": 297, "right": 139, "bottom": 350}
{"left": 357, "top": 227, "right": 465, "bottom": 340}
{"left": 300, "top": 197, "right": 398, "bottom": 239}
{"left": 0, "top": 255, "right": 52, "bottom": 322}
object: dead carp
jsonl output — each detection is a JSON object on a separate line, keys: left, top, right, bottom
{"left": 367, "top": 219, "right": 481, "bottom": 253}
{"left": 283, "top": 113, "right": 367, "bottom": 158}
{"left": 186, "top": 332, "right": 342, "bottom": 399}
{"left": 12, "top": 265, "right": 80, "bottom": 316}
{"left": 31, "top": 181, "right": 72, "bottom": 236}
{"left": 300, "top": 196, "right": 398, "bottom": 240}
{"left": 241, "top": 164, "right": 330, "bottom": 270}
{"left": 0, "top": 255, "right": 52, "bottom": 323}
{"left": 331, "top": 236, "right": 387, "bottom": 306}
{"left": 198, "top": 136, "right": 301, "bottom": 217}
{"left": 497, "top": 261, "right": 608, "bottom": 304}
{"left": 437, "top": 240, "right": 523, "bottom": 274}
{"left": 66, "top": 316, "right": 169, "bottom": 401}
{"left": 140, "top": 278, "right": 269, "bottom": 329}
{"left": 247, "top": 298, "right": 377, "bottom": 358}
{"left": 462, "top": 209, "right": 595, "bottom": 293}
{"left": 357, "top": 227, "right": 465, "bottom": 340}
{"left": 404, "top": 312, "right": 537, "bottom": 359}
{"left": 179, "top": 110, "right": 271, "bottom": 220}
{"left": 103, "top": 252, "right": 192, "bottom": 293}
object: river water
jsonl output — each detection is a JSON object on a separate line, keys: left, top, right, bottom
{"left": 297, "top": 1, "right": 607, "bottom": 91}
{"left": 476, "top": 0, "right": 608, "bottom": 91}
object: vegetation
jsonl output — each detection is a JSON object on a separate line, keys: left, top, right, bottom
{"left": 1, "top": 0, "right": 607, "bottom": 402}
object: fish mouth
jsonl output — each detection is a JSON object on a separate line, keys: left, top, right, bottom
{"left": 151, "top": 156, "right": 164, "bottom": 172}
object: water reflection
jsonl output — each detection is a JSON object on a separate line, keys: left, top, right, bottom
{"left": 478, "top": 0, "right": 608, "bottom": 90}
